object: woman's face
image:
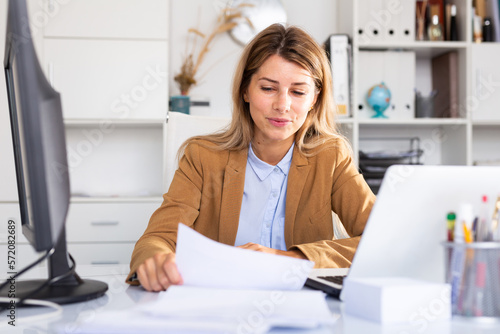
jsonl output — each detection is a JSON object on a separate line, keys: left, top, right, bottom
{"left": 244, "top": 54, "right": 318, "bottom": 148}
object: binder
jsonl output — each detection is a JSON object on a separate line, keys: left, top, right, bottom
{"left": 396, "top": 0, "right": 416, "bottom": 42}
{"left": 357, "top": 0, "right": 384, "bottom": 44}
{"left": 325, "top": 34, "right": 352, "bottom": 117}
{"left": 431, "top": 51, "right": 458, "bottom": 118}
{"left": 357, "top": 0, "right": 415, "bottom": 43}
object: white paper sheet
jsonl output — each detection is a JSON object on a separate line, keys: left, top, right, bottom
{"left": 140, "top": 286, "right": 337, "bottom": 332}
{"left": 70, "top": 287, "right": 337, "bottom": 334}
{"left": 175, "top": 223, "right": 315, "bottom": 290}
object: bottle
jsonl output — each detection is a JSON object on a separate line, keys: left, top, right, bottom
{"left": 483, "top": 17, "right": 493, "bottom": 42}
{"left": 428, "top": 14, "right": 444, "bottom": 41}
{"left": 449, "top": 4, "right": 458, "bottom": 41}
{"left": 477, "top": 195, "right": 490, "bottom": 242}
{"left": 474, "top": 15, "right": 483, "bottom": 43}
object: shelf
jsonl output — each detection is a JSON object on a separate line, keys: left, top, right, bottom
{"left": 358, "top": 118, "right": 468, "bottom": 126}
{"left": 472, "top": 121, "right": 500, "bottom": 127}
{"left": 64, "top": 118, "right": 165, "bottom": 127}
{"left": 358, "top": 41, "right": 468, "bottom": 57}
{"left": 358, "top": 41, "right": 468, "bottom": 48}
{"left": 70, "top": 196, "right": 163, "bottom": 204}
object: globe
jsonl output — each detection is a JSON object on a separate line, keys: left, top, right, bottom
{"left": 366, "top": 82, "right": 391, "bottom": 118}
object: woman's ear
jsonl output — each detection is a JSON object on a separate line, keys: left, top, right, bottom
{"left": 311, "top": 93, "right": 319, "bottom": 110}
{"left": 243, "top": 93, "right": 249, "bottom": 103}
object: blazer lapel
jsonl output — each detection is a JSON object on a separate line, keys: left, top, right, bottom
{"left": 218, "top": 148, "right": 248, "bottom": 245}
{"left": 284, "top": 146, "right": 310, "bottom": 248}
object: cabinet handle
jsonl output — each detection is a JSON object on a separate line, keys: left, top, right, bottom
{"left": 91, "top": 261, "right": 120, "bottom": 265}
{"left": 91, "top": 221, "right": 120, "bottom": 226}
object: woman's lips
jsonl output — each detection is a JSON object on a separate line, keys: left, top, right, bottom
{"left": 268, "top": 118, "right": 290, "bottom": 127}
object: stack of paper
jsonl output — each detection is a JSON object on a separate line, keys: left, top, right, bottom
{"left": 71, "top": 287, "right": 336, "bottom": 334}
{"left": 67, "top": 225, "right": 337, "bottom": 333}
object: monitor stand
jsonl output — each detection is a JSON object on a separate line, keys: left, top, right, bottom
{"left": 0, "top": 227, "right": 108, "bottom": 305}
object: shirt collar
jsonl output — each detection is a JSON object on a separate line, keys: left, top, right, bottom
{"left": 248, "top": 142, "right": 294, "bottom": 181}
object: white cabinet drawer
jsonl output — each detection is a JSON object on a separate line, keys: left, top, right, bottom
{"left": 68, "top": 242, "right": 135, "bottom": 265}
{"left": 43, "top": 39, "right": 168, "bottom": 119}
{"left": 43, "top": 0, "right": 168, "bottom": 39}
{"left": 66, "top": 202, "right": 160, "bottom": 243}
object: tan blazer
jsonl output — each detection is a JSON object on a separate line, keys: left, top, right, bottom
{"left": 127, "top": 139, "right": 375, "bottom": 284}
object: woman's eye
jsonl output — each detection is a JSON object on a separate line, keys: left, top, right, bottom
{"left": 292, "top": 91, "right": 306, "bottom": 96}
{"left": 261, "top": 87, "right": 274, "bottom": 92}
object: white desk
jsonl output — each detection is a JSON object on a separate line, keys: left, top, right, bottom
{"left": 3, "top": 265, "right": 500, "bottom": 334}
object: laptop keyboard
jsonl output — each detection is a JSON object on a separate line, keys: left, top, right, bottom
{"left": 318, "top": 275, "right": 346, "bottom": 285}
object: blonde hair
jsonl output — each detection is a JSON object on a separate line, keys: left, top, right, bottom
{"left": 180, "top": 23, "right": 347, "bottom": 156}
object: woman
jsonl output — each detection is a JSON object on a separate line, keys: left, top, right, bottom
{"left": 127, "top": 23, "right": 376, "bottom": 292}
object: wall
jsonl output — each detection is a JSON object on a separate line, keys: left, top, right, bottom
{"left": 0, "top": 0, "right": 338, "bottom": 199}
{"left": 169, "top": 0, "right": 338, "bottom": 118}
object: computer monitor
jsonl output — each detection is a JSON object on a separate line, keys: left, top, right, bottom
{"left": 0, "top": 0, "right": 107, "bottom": 304}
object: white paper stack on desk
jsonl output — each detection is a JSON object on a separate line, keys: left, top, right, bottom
{"left": 69, "top": 224, "right": 337, "bottom": 334}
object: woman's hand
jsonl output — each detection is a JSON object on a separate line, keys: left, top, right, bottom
{"left": 136, "top": 253, "right": 183, "bottom": 292}
{"left": 237, "top": 243, "right": 307, "bottom": 259}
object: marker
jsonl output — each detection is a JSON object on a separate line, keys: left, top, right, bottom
{"left": 463, "top": 223, "right": 473, "bottom": 244}
{"left": 447, "top": 212, "right": 456, "bottom": 242}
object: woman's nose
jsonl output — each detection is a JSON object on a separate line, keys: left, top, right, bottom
{"left": 272, "top": 90, "right": 291, "bottom": 113}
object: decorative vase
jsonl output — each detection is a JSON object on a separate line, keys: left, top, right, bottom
{"left": 170, "top": 95, "right": 190, "bottom": 115}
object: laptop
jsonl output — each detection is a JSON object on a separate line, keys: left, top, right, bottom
{"left": 305, "top": 164, "right": 500, "bottom": 300}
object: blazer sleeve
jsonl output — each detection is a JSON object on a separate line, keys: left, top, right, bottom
{"left": 289, "top": 140, "right": 376, "bottom": 268}
{"left": 126, "top": 142, "right": 204, "bottom": 284}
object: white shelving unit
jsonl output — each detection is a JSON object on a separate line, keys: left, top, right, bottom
{"left": 0, "top": 0, "right": 168, "bottom": 268}
{"left": 42, "top": 0, "right": 169, "bottom": 265}
{"left": 336, "top": 0, "right": 500, "bottom": 167}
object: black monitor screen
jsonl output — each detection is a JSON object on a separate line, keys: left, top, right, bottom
{"left": 4, "top": 2, "right": 68, "bottom": 251}
{"left": 6, "top": 55, "right": 34, "bottom": 235}
{"left": 1, "top": 0, "right": 107, "bottom": 305}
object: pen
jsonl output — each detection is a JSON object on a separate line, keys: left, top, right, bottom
{"left": 453, "top": 204, "right": 474, "bottom": 313}
{"left": 472, "top": 217, "right": 478, "bottom": 242}
{"left": 491, "top": 196, "right": 500, "bottom": 241}
{"left": 473, "top": 260, "right": 486, "bottom": 316}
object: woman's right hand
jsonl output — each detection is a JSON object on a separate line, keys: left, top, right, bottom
{"left": 136, "top": 253, "right": 183, "bottom": 292}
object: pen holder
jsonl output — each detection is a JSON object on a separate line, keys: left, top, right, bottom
{"left": 443, "top": 242, "right": 500, "bottom": 321}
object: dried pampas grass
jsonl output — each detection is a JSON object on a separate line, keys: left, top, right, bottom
{"left": 174, "top": 3, "right": 253, "bottom": 95}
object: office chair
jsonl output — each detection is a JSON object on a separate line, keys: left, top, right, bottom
{"left": 164, "top": 111, "right": 230, "bottom": 190}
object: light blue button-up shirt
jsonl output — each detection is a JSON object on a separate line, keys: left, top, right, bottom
{"left": 234, "top": 143, "right": 294, "bottom": 251}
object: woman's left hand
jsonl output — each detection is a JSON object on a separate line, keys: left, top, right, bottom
{"left": 237, "top": 243, "right": 307, "bottom": 259}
